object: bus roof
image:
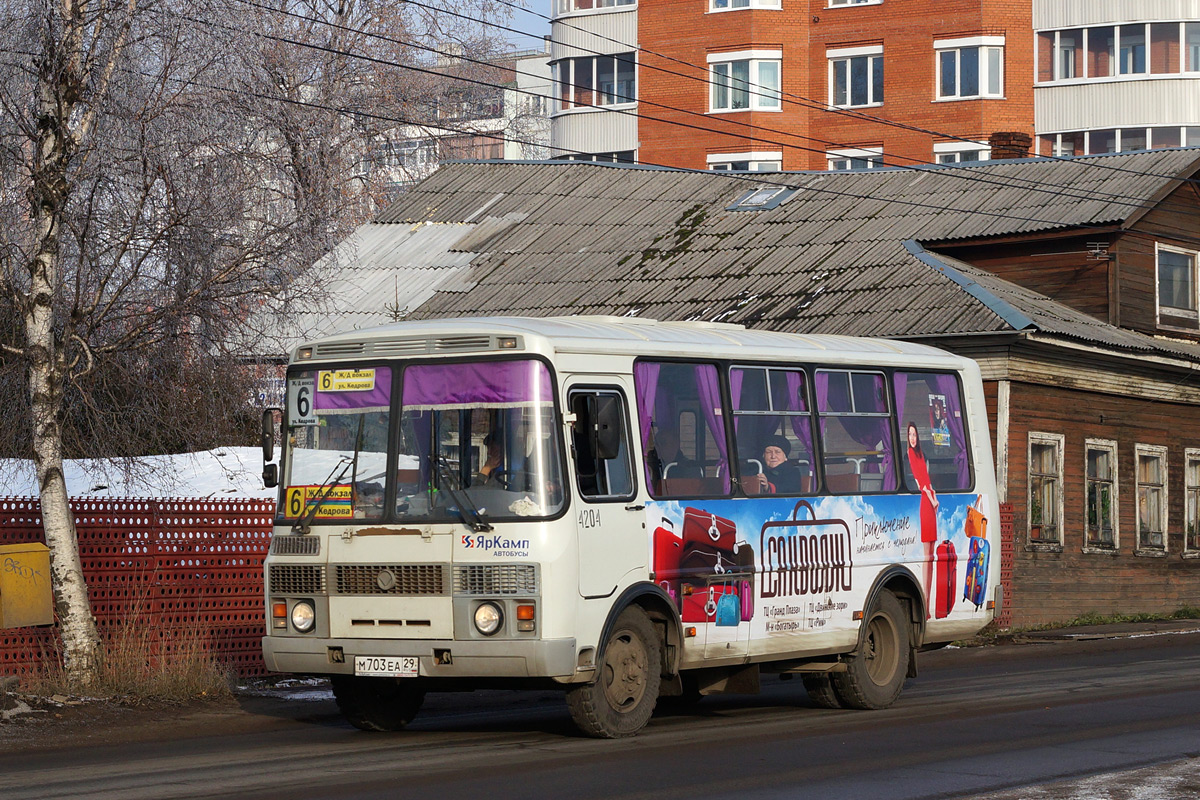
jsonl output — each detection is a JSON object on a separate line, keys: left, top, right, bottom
{"left": 293, "top": 316, "right": 971, "bottom": 368}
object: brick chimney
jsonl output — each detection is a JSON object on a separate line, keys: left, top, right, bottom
{"left": 988, "top": 132, "right": 1033, "bottom": 160}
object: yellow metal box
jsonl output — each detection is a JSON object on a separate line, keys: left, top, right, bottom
{"left": 0, "top": 543, "right": 54, "bottom": 628}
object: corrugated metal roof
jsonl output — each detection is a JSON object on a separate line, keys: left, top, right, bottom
{"left": 278, "top": 149, "right": 1200, "bottom": 362}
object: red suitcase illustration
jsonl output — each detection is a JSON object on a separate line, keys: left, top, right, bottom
{"left": 935, "top": 539, "right": 957, "bottom": 619}
{"left": 683, "top": 507, "right": 738, "bottom": 552}
{"left": 653, "top": 518, "right": 683, "bottom": 579}
{"left": 680, "top": 574, "right": 753, "bottom": 624}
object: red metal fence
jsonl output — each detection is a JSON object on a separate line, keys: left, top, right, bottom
{"left": 0, "top": 497, "right": 273, "bottom": 679}
{"left": 997, "top": 501, "right": 1014, "bottom": 630}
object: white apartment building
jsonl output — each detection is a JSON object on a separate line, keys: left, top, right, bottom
{"left": 549, "top": 0, "right": 639, "bottom": 162}
{"left": 1035, "top": 0, "right": 1200, "bottom": 155}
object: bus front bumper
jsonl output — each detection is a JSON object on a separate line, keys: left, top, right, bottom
{"left": 262, "top": 635, "right": 578, "bottom": 679}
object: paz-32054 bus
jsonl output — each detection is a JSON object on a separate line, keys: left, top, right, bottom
{"left": 260, "top": 316, "right": 1000, "bottom": 737}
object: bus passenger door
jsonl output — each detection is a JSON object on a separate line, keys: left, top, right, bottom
{"left": 567, "top": 382, "right": 643, "bottom": 598}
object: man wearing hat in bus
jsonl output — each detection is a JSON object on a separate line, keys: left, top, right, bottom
{"left": 753, "top": 435, "right": 804, "bottom": 494}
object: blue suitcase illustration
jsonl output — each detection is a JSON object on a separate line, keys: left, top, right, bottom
{"left": 963, "top": 536, "right": 990, "bottom": 610}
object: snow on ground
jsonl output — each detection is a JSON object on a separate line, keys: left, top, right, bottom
{"left": 0, "top": 447, "right": 276, "bottom": 499}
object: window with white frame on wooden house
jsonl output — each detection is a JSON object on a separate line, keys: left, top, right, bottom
{"left": 1085, "top": 439, "right": 1117, "bottom": 550}
{"left": 1186, "top": 449, "right": 1200, "bottom": 555}
{"left": 1136, "top": 445, "right": 1167, "bottom": 551}
{"left": 1158, "top": 244, "right": 1199, "bottom": 328}
{"left": 1029, "top": 433, "right": 1062, "bottom": 544}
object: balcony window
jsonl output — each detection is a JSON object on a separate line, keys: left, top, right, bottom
{"left": 1119, "top": 25, "right": 1147, "bottom": 74}
{"left": 555, "top": 53, "right": 636, "bottom": 111}
{"left": 1088, "top": 26, "right": 1116, "bottom": 78}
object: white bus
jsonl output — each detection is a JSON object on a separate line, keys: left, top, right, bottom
{"left": 261, "top": 316, "right": 1000, "bottom": 737}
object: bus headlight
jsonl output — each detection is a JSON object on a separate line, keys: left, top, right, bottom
{"left": 291, "top": 601, "right": 316, "bottom": 633}
{"left": 473, "top": 602, "right": 503, "bottom": 636}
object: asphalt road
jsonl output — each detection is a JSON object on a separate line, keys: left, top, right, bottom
{"left": 2, "top": 627, "right": 1199, "bottom": 800}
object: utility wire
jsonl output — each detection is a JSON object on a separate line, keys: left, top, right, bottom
{"left": 477, "top": 0, "right": 1200, "bottom": 188}
{"left": 231, "top": 0, "right": 1200, "bottom": 218}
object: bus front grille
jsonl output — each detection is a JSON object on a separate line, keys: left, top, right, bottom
{"left": 453, "top": 564, "right": 538, "bottom": 595}
{"left": 269, "top": 535, "right": 320, "bottom": 556}
{"left": 334, "top": 564, "right": 449, "bottom": 595}
{"left": 269, "top": 564, "right": 327, "bottom": 595}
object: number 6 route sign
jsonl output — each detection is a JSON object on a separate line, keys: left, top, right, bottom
{"left": 288, "top": 376, "right": 317, "bottom": 426}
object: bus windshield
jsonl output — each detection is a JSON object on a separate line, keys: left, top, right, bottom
{"left": 283, "top": 366, "right": 392, "bottom": 522}
{"left": 395, "top": 359, "right": 565, "bottom": 522}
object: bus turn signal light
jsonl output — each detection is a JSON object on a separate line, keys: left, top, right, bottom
{"left": 517, "top": 604, "right": 535, "bottom": 631}
{"left": 272, "top": 601, "right": 287, "bottom": 629}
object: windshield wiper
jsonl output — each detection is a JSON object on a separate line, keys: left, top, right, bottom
{"left": 294, "top": 419, "right": 363, "bottom": 534}
{"left": 435, "top": 457, "right": 493, "bottom": 533}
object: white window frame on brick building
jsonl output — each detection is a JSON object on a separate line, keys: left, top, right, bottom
{"left": 826, "top": 147, "right": 883, "bottom": 171}
{"left": 1028, "top": 432, "right": 1064, "bottom": 547}
{"left": 1135, "top": 444, "right": 1168, "bottom": 554}
{"left": 1084, "top": 438, "right": 1118, "bottom": 553}
{"left": 828, "top": 0, "right": 880, "bottom": 6}
{"left": 1186, "top": 448, "right": 1200, "bottom": 557}
{"left": 710, "top": 0, "right": 781, "bottom": 11}
{"left": 707, "top": 151, "right": 783, "bottom": 171}
{"left": 934, "top": 141, "right": 991, "bottom": 164}
{"left": 935, "top": 36, "right": 1004, "bottom": 100}
{"left": 827, "top": 45, "right": 884, "bottom": 108}
{"left": 708, "top": 50, "right": 782, "bottom": 112}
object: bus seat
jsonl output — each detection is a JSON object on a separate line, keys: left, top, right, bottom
{"left": 826, "top": 473, "right": 859, "bottom": 494}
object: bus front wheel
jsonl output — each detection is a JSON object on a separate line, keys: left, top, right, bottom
{"left": 331, "top": 675, "right": 425, "bottom": 731}
{"left": 567, "top": 606, "right": 661, "bottom": 738}
{"left": 832, "top": 590, "right": 910, "bottom": 710}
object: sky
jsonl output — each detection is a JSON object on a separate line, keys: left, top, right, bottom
{"left": 506, "top": 0, "right": 554, "bottom": 50}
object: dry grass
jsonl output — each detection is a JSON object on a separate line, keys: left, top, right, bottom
{"left": 22, "top": 615, "right": 234, "bottom": 703}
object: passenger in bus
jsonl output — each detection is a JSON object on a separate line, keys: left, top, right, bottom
{"left": 649, "top": 429, "right": 702, "bottom": 488}
{"left": 753, "top": 436, "right": 805, "bottom": 494}
{"left": 905, "top": 422, "right": 940, "bottom": 617}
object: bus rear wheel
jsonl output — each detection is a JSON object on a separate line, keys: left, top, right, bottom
{"left": 801, "top": 673, "right": 844, "bottom": 709}
{"left": 832, "top": 590, "right": 910, "bottom": 710}
{"left": 331, "top": 675, "right": 425, "bottom": 731}
{"left": 567, "top": 606, "right": 661, "bottom": 738}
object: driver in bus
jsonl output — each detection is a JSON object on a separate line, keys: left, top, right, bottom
{"left": 753, "top": 436, "right": 804, "bottom": 494}
{"left": 474, "top": 430, "right": 505, "bottom": 487}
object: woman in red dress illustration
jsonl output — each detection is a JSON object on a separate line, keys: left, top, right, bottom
{"left": 906, "top": 422, "right": 939, "bottom": 616}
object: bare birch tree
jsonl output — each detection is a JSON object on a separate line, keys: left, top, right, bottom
{"left": 0, "top": 0, "right": 516, "bottom": 684}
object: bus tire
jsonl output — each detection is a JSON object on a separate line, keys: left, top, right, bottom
{"left": 832, "top": 590, "right": 910, "bottom": 710}
{"left": 801, "top": 672, "right": 844, "bottom": 709}
{"left": 331, "top": 675, "right": 425, "bottom": 732}
{"left": 566, "top": 606, "right": 661, "bottom": 738}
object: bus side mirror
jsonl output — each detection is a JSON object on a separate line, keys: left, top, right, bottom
{"left": 592, "top": 396, "right": 621, "bottom": 460}
{"left": 262, "top": 408, "right": 280, "bottom": 488}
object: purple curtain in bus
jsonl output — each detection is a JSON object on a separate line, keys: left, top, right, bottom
{"left": 815, "top": 372, "right": 896, "bottom": 491}
{"left": 412, "top": 410, "right": 432, "bottom": 488}
{"left": 785, "top": 371, "right": 814, "bottom": 467}
{"left": 935, "top": 373, "right": 970, "bottom": 487}
{"left": 634, "top": 361, "right": 661, "bottom": 489}
{"left": 313, "top": 366, "right": 392, "bottom": 412}
{"left": 401, "top": 360, "right": 552, "bottom": 408}
{"left": 695, "top": 365, "right": 730, "bottom": 492}
{"left": 893, "top": 372, "right": 913, "bottom": 490}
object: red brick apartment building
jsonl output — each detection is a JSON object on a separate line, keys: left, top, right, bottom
{"left": 636, "top": 0, "right": 1035, "bottom": 170}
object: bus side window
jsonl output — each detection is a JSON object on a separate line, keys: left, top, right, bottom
{"left": 570, "top": 389, "right": 634, "bottom": 501}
